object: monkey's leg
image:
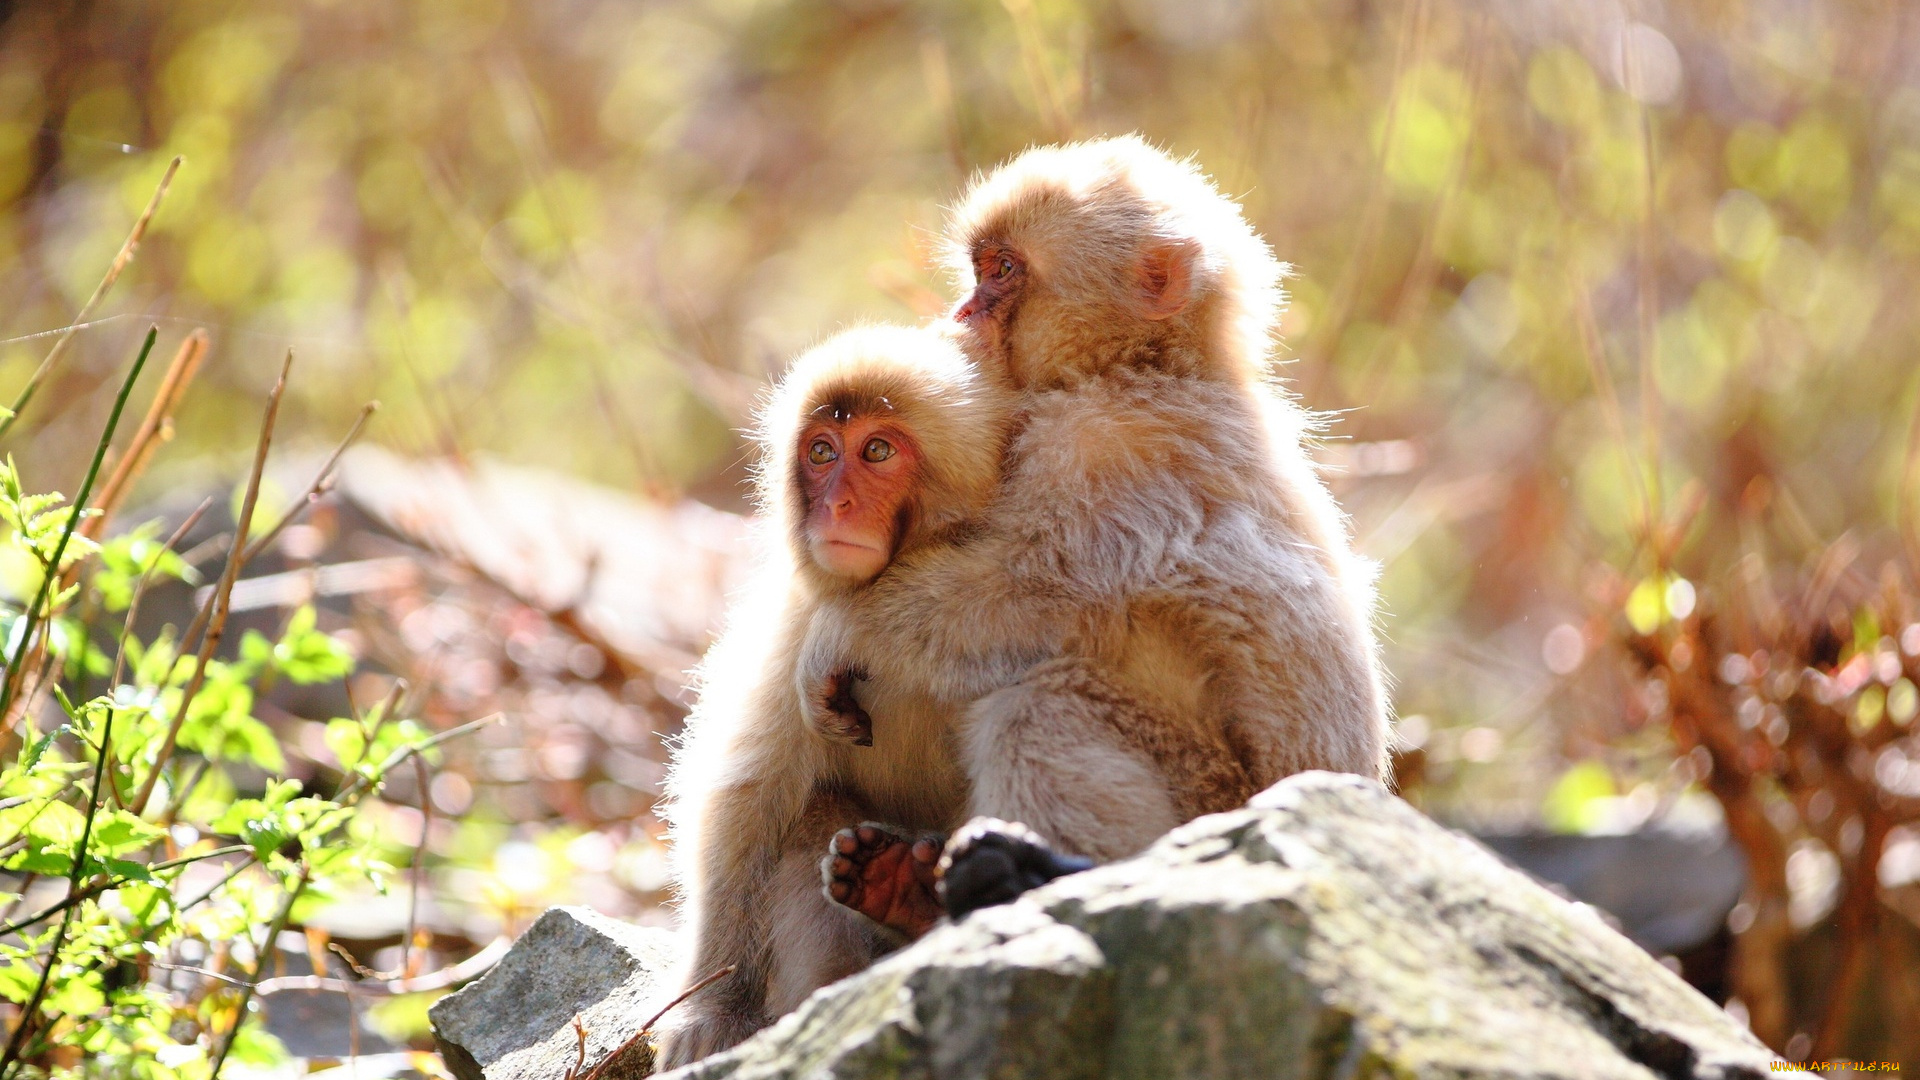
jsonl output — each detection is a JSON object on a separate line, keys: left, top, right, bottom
{"left": 821, "top": 823, "right": 945, "bottom": 941}
{"left": 946, "top": 658, "right": 1183, "bottom": 916}
{"left": 762, "top": 794, "right": 894, "bottom": 1015}
{"left": 655, "top": 790, "right": 876, "bottom": 1067}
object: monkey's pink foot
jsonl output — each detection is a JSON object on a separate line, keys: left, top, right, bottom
{"left": 821, "top": 823, "right": 943, "bottom": 940}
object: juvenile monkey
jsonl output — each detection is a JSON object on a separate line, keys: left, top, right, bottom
{"left": 653, "top": 324, "right": 1010, "bottom": 1067}
{"left": 807, "top": 136, "right": 1390, "bottom": 935}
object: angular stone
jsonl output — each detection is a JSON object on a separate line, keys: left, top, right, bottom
{"left": 662, "top": 773, "right": 1776, "bottom": 1079}
{"left": 430, "top": 906, "right": 681, "bottom": 1080}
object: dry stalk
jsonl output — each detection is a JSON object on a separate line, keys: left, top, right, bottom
{"left": 241, "top": 399, "right": 378, "bottom": 564}
{"left": 83, "top": 330, "right": 209, "bottom": 540}
{"left": 101, "top": 498, "right": 213, "bottom": 807}
{"left": 130, "top": 351, "right": 295, "bottom": 815}
{"left": 577, "top": 964, "right": 738, "bottom": 1080}
{"left": 1570, "top": 280, "right": 1653, "bottom": 544}
{"left": 1623, "top": 24, "right": 1665, "bottom": 557}
{"left": 1299, "top": 0, "right": 1429, "bottom": 402}
{"left": 0, "top": 158, "right": 180, "bottom": 441}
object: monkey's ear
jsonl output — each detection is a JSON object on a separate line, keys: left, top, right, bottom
{"left": 1134, "top": 239, "right": 1198, "bottom": 320}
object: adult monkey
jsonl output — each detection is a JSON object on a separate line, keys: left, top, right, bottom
{"left": 807, "top": 135, "right": 1390, "bottom": 936}
{"left": 653, "top": 325, "right": 1011, "bottom": 1067}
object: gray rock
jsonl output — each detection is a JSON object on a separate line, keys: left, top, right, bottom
{"left": 431, "top": 906, "right": 681, "bottom": 1080}
{"left": 663, "top": 773, "right": 1775, "bottom": 1080}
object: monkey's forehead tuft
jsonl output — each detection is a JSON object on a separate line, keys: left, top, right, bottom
{"left": 809, "top": 390, "right": 897, "bottom": 421}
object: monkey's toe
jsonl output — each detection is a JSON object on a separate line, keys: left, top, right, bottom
{"left": 820, "top": 822, "right": 944, "bottom": 940}
{"left": 937, "top": 818, "right": 1095, "bottom": 921}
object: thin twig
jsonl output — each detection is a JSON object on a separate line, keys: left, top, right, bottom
{"left": 100, "top": 499, "right": 211, "bottom": 808}
{"left": 0, "top": 845, "right": 250, "bottom": 938}
{"left": 1625, "top": 23, "right": 1664, "bottom": 563}
{"left": 207, "top": 862, "right": 308, "bottom": 1080}
{"left": 565, "top": 1016, "right": 590, "bottom": 1080}
{"left": 242, "top": 400, "right": 378, "bottom": 564}
{"left": 335, "top": 712, "right": 504, "bottom": 805}
{"left": 83, "top": 330, "right": 209, "bottom": 541}
{"left": 402, "top": 754, "right": 430, "bottom": 978}
{"left": 131, "top": 350, "right": 295, "bottom": 815}
{"left": 1300, "top": 0, "right": 1429, "bottom": 399}
{"left": 578, "top": 964, "right": 738, "bottom": 1080}
{"left": 1570, "top": 279, "right": 1653, "bottom": 546}
{"left": 250, "top": 935, "right": 510, "bottom": 997}
{"left": 107, "top": 499, "right": 212, "bottom": 694}
{"left": 0, "top": 327, "right": 158, "bottom": 732}
{"left": 0, "top": 157, "right": 179, "bottom": 441}
{"left": 1901, "top": 377, "right": 1920, "bottom": 568}
{"left": 173, "top": 851, "right": 259, "bottom": 914}
{"left": 150, "top": 961, "right": 250, "bottom": 988}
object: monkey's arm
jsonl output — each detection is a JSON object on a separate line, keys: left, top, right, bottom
{"left": 852, "top": 535, "right": 1065, "bottom": 700}
{"left": 794, "top": 601, "right": 874, "bottom": 745}
{"left": 656, "top": 590, "right": 833, "bottom": 1065}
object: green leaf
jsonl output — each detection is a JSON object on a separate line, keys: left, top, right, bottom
{"left": 14, "top": 798, "right": 87, "bottom": 847}
{"left": 92, "top": 856, "right": 154, "bottom": 882}
{"left": 238, "top": 629, "right": 274, "bottom": 670}
{"left": 92, "top": 523, "right": 198, "bottom": 612}
{"left": 273, "top": 606, "right": 354, "bottom": 684}
{"left": 90, "top": 810, "right": 165, "bottom": 857}
{"left": 324, "top": 719, "right": 367, "bottom": 771}
{"left": 0, "top": 959, "right": 40, "bottom": 1004}
{"left": 19, "top": 725, "right": 62, "bottom": 772}
{"left": 6, "top": 847, "right": 72, "bottom": 876}
{"left": 211, "top": 779, "right": 305, "bottom": 858}
{"left": 108, "top": 882, "right": 171, "bottom": 923}
{"left": 46, "top": 972, "right": 106, "bottom": 1018}
{"left": 178, "top": 764, "right": 235, "bottom": 828}
{"left": 225, "top": 1018, "right": 290, "bottom": 1066}
{"left": 176, "top": 676, "right": 285, "bottom": 771}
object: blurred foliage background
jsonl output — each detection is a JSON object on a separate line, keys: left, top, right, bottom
{"left": 2, "top": 0, "right": 1919, "bottom": 1066}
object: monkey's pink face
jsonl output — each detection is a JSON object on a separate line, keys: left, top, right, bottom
{"left": 954, "top": 245, "right": 1026, "bottom": 356}
{"left": 800, "top": 416, "right": 922, "bottom": 582}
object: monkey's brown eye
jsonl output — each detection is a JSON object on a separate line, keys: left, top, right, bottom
{"left": 991, "top": 255, "right": 1014, "bottom": 280}
{"left": 861, "top": 438, "right": 895, "bottom": 463}
{"left": 808, "top": 439, "right": 838, "bottom": 465}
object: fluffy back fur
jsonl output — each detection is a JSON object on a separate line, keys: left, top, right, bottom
{"left": 944, "top": 134, "right": 1287, "bottom": 390}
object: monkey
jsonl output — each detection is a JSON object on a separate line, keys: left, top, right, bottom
{"left": 651, "top": 323, "right": 1012, "bottom": 1068}
{"left": 802, "top": 135, "right": 1390, "bottom": 938}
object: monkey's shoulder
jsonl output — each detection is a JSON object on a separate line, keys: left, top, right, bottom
{"left": 1015, "top": 371, "right": 1286, "bottom": 474}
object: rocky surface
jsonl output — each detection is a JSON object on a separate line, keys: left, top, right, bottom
{"left": 430, "top": 906, "right": 679, "bottom": 1080}
{"left": 436, "top": 773, "right": 1778, "bottom": 1079}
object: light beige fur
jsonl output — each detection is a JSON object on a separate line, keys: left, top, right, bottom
{"left": 653, "top": 324, "right": 1012, "bottom": 1067}
{"left": 798, "top": 136, "right": 1389, "bottom": 866}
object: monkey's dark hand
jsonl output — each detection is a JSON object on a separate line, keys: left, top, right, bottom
{"left": 807, "top": 667, "right": 872, "bottom": 746}
{"left": 937, "top": 817, "right": 1095, "bottom": 921}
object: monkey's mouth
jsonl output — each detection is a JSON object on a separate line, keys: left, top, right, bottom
{"left": 812, "top": 537, "right": 888, "bottom": 576}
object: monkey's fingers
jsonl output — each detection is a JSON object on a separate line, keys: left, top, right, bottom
{"left": 821, "top": 672, "right": 874, "bottom": 746}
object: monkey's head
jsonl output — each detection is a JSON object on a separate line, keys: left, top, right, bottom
{"left": 945, "top": 135, "right": 1286, "bottom": 389}
{"left": 757, "top": 325, "right": 1008, "bottom": 590}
